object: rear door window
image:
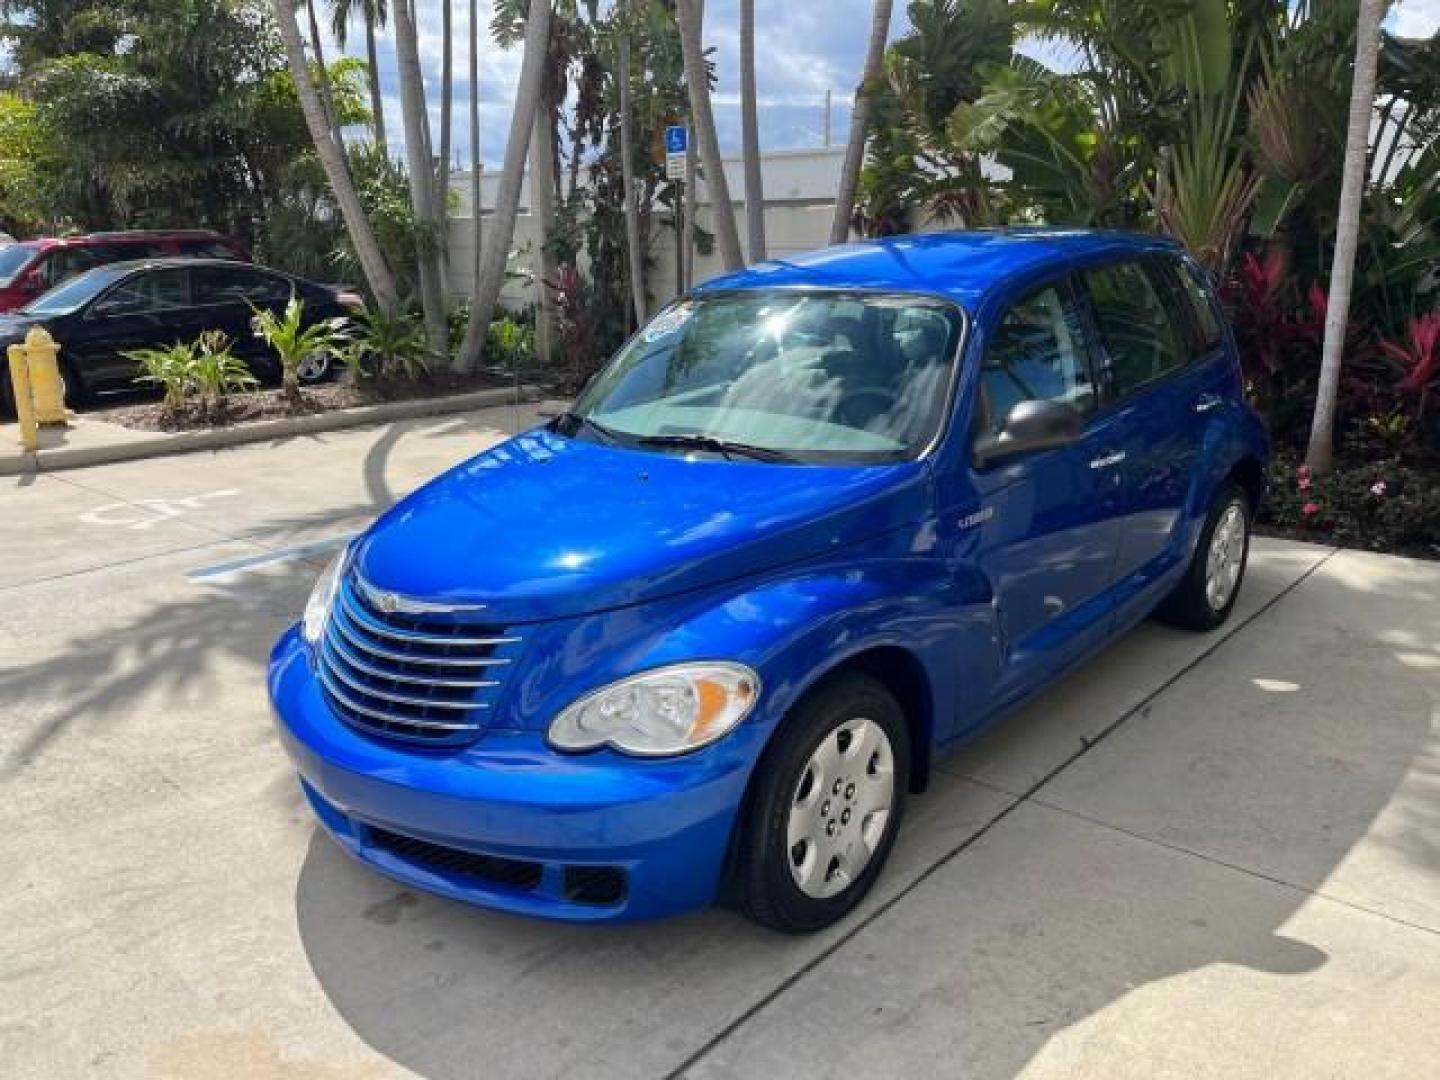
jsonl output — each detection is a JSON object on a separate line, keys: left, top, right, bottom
{"left": 1081, "top": 260, "right": 1189, "bottom": 399}
{"left": 193, "top": 265, "right": 293, "bottom": 306}
{"left": 980, "top": 282, "right": 1096, "bottom": 431}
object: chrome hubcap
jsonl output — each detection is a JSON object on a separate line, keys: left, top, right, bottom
{"left": 1205, "top": 503, "right": 1246, "bottom": 611}
{"left": 297, "top": 352, "right": 329, "bottom": 381}
{"left": 786, "top": 718, "right": 895, "bottom": 899}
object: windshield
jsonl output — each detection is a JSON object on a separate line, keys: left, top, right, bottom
{"left": 567, "top": 291, "right": 964, "bottom": 464}
{"left": 0, "top": 243, "right": 37, "bottom": 287}
{"left": 21, "top": 264, "right": 131, "bottom": 317}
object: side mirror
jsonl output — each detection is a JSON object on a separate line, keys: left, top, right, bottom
{"left": 973, "top": 398, "right": 1083, "bottom": 468}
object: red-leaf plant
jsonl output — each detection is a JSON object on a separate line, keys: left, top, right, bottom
{"left": 1379, "top": 312, "right": 1440, "bottom": 424}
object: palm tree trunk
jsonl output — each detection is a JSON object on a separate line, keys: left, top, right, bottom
{"left": 469, "top": 0, "right": 482, "bottom": 288}
{"left": 364, "top": 12, "right": 387, "bottom": 154}
{"left": 739, "top": 0, "right": 765, "bottom": 263}
{"left": 437, "top": 0, "right": 454, "bottom": 268}
{"left": 618, "top": 4, "right": 647, "bottom": 325}
{"left": 831, "top": 0, "right": 893, "bottom": 244}
{"left": 676, "top": 0, "right": 743, "bottom": 272}
{"left": 275, "top": 0, "right": 398, "bottom": 308}
{"left": 531, "top": 77, "right": 560, "bottom": 367}
{"left": 305, "top": 0, "right": 343, "bottom": 147}
{"left": 393, "top": 0, "right": 449, "bottom": 354}
{"left": 1305, "top": 0, "right": 1384, "bottom": 475}
{"left": 456, "top": 0, "right": 552, "bottom": 372}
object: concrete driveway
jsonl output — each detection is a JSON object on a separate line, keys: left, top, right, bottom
{"left": 2, "top": 404, "right": 1436, "bottom": 1079}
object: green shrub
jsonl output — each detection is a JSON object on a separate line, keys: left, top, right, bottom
{"left": 486, "top": 315, "right": 536, "bottom": 372}
{"left": 126, "top": 341, "right": 196, "bottom": 412}
{"left": 1261, "top": 453, "right": 1440, "bottom": 558}
{"left": 347, "top": 304, "right": 430, "bottom": 382}
{"left": 251, "top": 297, "right": 352, "bottom": 404}
{"left": 190, "top": 331, "right": 257, "bottom": 417}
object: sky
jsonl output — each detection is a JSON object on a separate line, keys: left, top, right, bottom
{"left": 332, "top": 0, "right": 1440, "bottom": 170}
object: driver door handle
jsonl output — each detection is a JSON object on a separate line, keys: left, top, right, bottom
{"left": 1089, "top": 450, "right": 1127, "bottom": 470}
{"left": 1195, "top": 392, "right": 1223, "bottom": 413}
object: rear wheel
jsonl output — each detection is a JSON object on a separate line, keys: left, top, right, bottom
{"left": 296, "top": 351, "right": 332, "bottom": 384}
{"left": 738, "top": 672, "right": 909, "bottom": 933}
{"left": 1157, "top": 482, "right": 1251, "bottom": 632}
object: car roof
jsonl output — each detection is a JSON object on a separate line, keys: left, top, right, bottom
{"left": 25, "top": 230, "right": 233, "bottom": 251}
{"left": 693, "top": 229, "right": 1182, "bottom": 310}
{"left": 92, "top": 256, "right": 286, "bottom": 276}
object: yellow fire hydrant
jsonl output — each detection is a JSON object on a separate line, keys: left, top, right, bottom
{"left": 7, "top": 326, "right": 69, "bottom": 448}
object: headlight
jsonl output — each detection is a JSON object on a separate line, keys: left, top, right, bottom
{"left": 301, "top": 546, "right": 351, "bottom": 645}
{"left": 548, "top": 662, "right": 761, "bottom": 757}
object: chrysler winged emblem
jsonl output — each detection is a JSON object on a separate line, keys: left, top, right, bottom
{"left": 354, "top": 573, "right": 489, "bottom": 616}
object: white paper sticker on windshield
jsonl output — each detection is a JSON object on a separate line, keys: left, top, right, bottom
{"left": 643, "top": 302, "right": 694, "bottom": 342}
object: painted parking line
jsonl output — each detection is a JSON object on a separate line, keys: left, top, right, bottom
{"left": 79, "top": 489, "right": 239, "bottom": 530}
{"left": 185, "top": 533, "right": 354, "bottom": 583}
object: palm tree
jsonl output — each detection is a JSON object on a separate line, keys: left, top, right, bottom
{"left": 531, "top": 69, "right": 560, "bottom": 366}
{"left": 618, "top": 0, "right": 647, "bottom": 324}
{"left": 739, "top": 0, "right": 765, "bottom": 262}
{"left": 437, "top": 0, "right": 454, "bottom": 259}
{"left": 274, "top": 0, "right": 399, "bottom": 308}
{"left": 469, "top": 0, "right": 482, "bottom": 285}
{"left": 304, "top": 0, "right": 344, "bottom": 146}
{"left": 393, "top": 0, "right": 450, "bottom": 356}
{"left": 329, "top": 0, "right": 388, "bottom": 155}
{"left": 457, "top": 0, "right": 553, "bottom": 372}
{"left": 676, "top": 0, "right": 743, "bottom": 272}
{"left": 1306, "top": 0, "right": 1385, "bottom": 474}
{"left": 831, "top": 0, "right": 894, "bottom": 244}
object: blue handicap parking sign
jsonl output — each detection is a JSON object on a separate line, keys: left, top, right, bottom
{"left": 665, "top": 126, "right": 689, "bottom": 154}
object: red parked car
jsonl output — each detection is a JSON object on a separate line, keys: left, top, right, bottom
{"left": 0, "top": 230, "right": 249, "bottom": 312}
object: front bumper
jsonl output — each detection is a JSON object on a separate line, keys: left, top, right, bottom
{"left": 268, "top": 626, "right": 764, "bottom": 922}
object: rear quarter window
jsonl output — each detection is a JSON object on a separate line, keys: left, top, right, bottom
{"left": 1172, "top": 257, "right": 1225, "bottom": 353}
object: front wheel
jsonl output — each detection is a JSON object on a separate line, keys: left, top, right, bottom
{"left": 738, "top": 672, "right": 910, "bottom": 933}
{"left": 1157, "top": 482, "right": 1251, "bottom": 632}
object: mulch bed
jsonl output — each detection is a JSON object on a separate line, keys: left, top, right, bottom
{"left": 92, "top": 371, "right": 515, "bottom": 433}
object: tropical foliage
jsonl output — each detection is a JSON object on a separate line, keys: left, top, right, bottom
{"left": 858, "top": 0, "right": 1440, "bottom": 480}
{"left": 251, "top": 296, "right": 352, "bottom": 403}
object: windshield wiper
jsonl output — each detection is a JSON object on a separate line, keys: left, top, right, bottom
{"left": 635, "top": 433, "right": 798, "bottom": 463}
{"left": 554, "top": 410, "right": 621, "bottom": 444}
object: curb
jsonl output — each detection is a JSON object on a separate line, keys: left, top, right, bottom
{"left": 1, "top": 385, "right": 540, "bottom": 476}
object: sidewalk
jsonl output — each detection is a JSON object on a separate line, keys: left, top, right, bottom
{"left": 0, "top": 385, "right": 540, "bottom": 476}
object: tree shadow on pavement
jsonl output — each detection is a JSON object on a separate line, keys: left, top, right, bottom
{"left": 291, "top": 550, "right": 1439, "bottom": 1080}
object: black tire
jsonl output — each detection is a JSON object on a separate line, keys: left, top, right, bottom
{"left": 1156, "top": 482, "right": 1251, "bottom": 632}
{"left": 0, "top": 365, "right": 13, "bottom": 419}
{"left": 738, "top": 672, "right": 910, "bottom": 933}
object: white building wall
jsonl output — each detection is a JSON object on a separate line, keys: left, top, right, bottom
{"left": 444, "top": 201, "right": 838, "bottom": 311}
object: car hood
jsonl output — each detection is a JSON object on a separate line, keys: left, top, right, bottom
{"left": 353, "top": 427, "right": 932, "bottom": 623}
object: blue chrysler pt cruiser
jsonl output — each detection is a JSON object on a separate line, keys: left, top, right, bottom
{"left": 270, "top": 231, "right": 1269, "bottom": 932}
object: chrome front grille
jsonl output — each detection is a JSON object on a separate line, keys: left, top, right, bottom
{"left": 316, "top": 574, "right": 519, "bottom": 746}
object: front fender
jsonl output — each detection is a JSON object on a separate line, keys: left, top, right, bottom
{"left": 501, "top": 526, "right": 995, "bottom": 751}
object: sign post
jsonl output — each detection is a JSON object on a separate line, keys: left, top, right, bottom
{"left": 664, "top": 125, "right": 689, "bottom": 180}
{"left": 666, "top": 125, "right": 690, "bottom": 294}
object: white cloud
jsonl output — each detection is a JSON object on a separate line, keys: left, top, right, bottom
{"left": 1388, "top": 0, "right": 1440, "bottom": 38}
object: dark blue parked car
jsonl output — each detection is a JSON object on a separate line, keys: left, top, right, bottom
{"left": 270, "top": 231, "right": 1269, "bottom": 932}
